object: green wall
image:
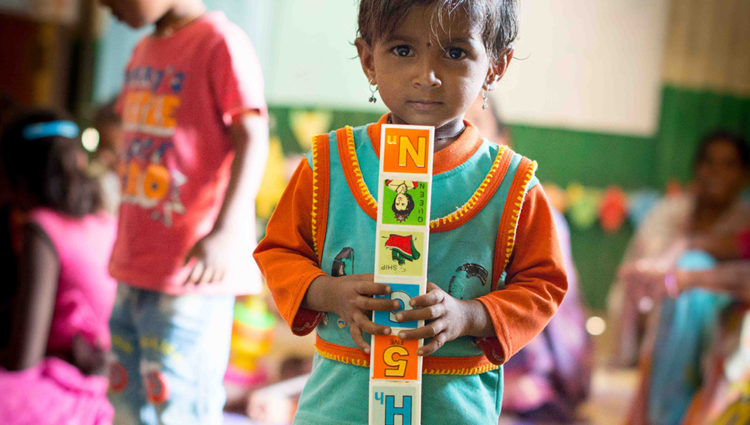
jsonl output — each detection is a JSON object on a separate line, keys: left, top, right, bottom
{"left": 510, "top": 125, "right": 656, "bottom": 189}
{"left": 656, "top": 85, "right": 750, "bottom": 186}
{"left": 509, "top": 125, "right": 656, "bottom": 309}
{"left": 269, "top": 85, "right": 750, "bottom": 310}
{"left": 268, "top": 105, "right": 651, "bottom": 309}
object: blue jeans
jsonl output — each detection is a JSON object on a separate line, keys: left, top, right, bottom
{"left": 108, "top": 284, "right": 235, "bottom": 425}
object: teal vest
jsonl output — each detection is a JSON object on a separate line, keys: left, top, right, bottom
{"left": 306, "top": 123, "right": 537, "bottom": 357}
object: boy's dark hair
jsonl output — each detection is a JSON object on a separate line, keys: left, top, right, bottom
{"left": 0, "top": 108, "right": 102, "bottom": 216}
{"left": 358, "top": 0, "right": 518, "bottom": 61}
{"left": 693, "top": 130, "right": 750, "bottom": 171}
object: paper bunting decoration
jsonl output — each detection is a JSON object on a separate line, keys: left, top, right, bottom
{"left": 542, "top": 182, "right": 567, "bottom": 213}
{"left": 290, "top": 110, "right": 333, "bottom": 150}
{"left": 626, "top": 189, "right": 660, "bottom": 227}
{"left": 598, "top": 186, "right": 627, "bottom": 233}
{"left": 255, "top": 137, "right": 287, "bottom": 220}
{"left": 665, "top": 179, "right": 683, "bottom": 198}
{"left": 567, "top": 187, "right": 601, "bottom": 230}
{"left": 566, "top": 182, "right": 585, "bottom": 207}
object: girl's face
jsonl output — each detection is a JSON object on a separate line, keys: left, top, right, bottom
{"left": 356, "top": 6, "right": 506, "bottom": 134}
{"left": 394, "top": 193, "right": 409, "bottom": 211}
{"left": 694, "top": 139, "right": 748, "bottom": 206}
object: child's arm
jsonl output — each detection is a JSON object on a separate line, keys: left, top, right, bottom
{"left": 184, "top": 111, "right": 268, "bottom": 285}
{"left": 396, "top": 185, "right": 568, "bottom": 360}
{"left": 254, "top": 161, "right": 397, "bottom": 350}
{"left": 2, "top": 224, "right": 58, "bottom": 370}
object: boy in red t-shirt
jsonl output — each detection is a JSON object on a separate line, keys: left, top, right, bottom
{"left": 99, "top": 0, "right": 269, "bottom": 423}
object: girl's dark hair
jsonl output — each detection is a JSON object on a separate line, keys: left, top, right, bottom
{"left": 0, "top": 108, "right": 102, "bottom": 216}
{"left": 358, "top": 0, "right": 518, "bottom": 61}
{"left": 693, "top": 130, "right": 750, "bottom": 171}
{"left": 392, "top": 192, "right": 415, "bottom": 219}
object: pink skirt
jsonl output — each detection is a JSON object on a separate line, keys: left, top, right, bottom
{"left": 0, "top": 357, "right": 113, "bottom": 425}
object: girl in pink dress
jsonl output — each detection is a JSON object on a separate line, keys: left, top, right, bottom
{"left": 0, "top": 109, "right": 118, "bottom": 424}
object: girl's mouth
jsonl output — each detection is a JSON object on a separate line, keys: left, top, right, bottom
{"left": 407, "top": 100, "right": 442, "bottom": 111}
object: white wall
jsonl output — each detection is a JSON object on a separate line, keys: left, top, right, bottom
{"left": 265, "top": 0, "right": 385, "bottom": 112}
{"left": 494, "top": 0, "right": 671, "bottom": 135}
{"left": 265, "top": 0, "right": 671, "bottom": 136}
{"left": 94, "top": 0, "right": 671, "bottom": 136}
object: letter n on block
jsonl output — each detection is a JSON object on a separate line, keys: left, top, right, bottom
{"left": 369, "top": 381, "right": 420, "bottom": 425}
{"left": 382, "top": 127, "right": 431, "bottom": 175}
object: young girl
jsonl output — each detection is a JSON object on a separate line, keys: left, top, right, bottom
{"left": 254, "top": 1, "right": 568, "bottom": 424}
{"left": 0, "top": 110, "right": 117, "bottom": 424}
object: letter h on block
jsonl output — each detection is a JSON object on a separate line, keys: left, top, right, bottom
{"left": 370, "top": 381, "right": 420, "bottom": 425}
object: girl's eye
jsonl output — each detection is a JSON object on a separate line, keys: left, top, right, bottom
{"left": 445, "top": 47, "right": 466, "bottom": 59}
{"left": 392, "top": 45, "right": 412, "bottom": 57}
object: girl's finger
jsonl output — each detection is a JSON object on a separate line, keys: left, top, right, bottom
{"left": 397, "top": 319, "right": 444, "bottom": 341}
{"left": 409, "top": 284, "right": 444, "bottom": 308}
{"left": 418, "top": 332, "right": 447, "bottom": 356}
{"left": 358, "top": 281, "right": 392, "bottom": 296}
{"left": 349, "top": 324, "right": 371, "bottom": 353}
{"left": 355, "top": 296, "right": 399, "bottom": 312}
{"left": 352, "top": 311, "right": 391, "bottom": 336}
{"left": 396, "top": 303, "right": 445, "bottom": 323}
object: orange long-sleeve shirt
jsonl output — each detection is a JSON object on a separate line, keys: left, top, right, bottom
{"left": 254, "top": 141, "right": 567, "bottom": 364}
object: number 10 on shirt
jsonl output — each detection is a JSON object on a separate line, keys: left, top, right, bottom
{"left": 370, "top": 124, "right": 434, "bottom": 425}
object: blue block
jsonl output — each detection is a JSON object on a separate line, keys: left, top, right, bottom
{"left": 373, "top": 283, "right": 420, "bottom": 329}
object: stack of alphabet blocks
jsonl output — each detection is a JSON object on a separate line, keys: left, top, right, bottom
{"left": 369, "top": 124, "right": 434, "bottom": 425}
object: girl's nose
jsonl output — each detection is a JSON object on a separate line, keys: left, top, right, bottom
{"left": 412, "top": 58, "right": 441, "bottom": 88}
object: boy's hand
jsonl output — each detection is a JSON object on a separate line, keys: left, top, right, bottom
{"left": 306, "top": 274, "right": 399, "bottom": 354}
{"left": 183, "top": 229, "right": 233, "bottom": 285}
{"left": 395, "top": 282, "right": 480, "bottom": 356}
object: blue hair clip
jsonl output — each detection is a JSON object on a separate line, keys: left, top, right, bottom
{"left": 22, "top": 120, "right": 80, "bottom": 140}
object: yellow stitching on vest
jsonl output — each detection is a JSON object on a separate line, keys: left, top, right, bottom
{"left": 423, "top": 364, "right": 499, "bottom": 375}
{"left": 429, "top": 145, "right": 507, "bottom": 229}
{"left": 311, "top": 136, "right": 320, "bottom": 256}
{"left": 502, "top": 160, "right": 537, "bottom": 270}
{"left": 316, "top": 345, "right": 499, "bottom": 375}
{"left": 345, "top": 133, "right": 506, "bottom": 230}
{"left": 344, "top": 126, "right": 379, "bottom": 210}
{"left": 315, "top": 346, "right": 369, "bottom": 367}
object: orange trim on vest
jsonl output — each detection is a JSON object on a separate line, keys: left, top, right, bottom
{"left": 311, "top": 133, "right": 330, "bottom": 261}
{"left": 429, "top": 145, "right": 513, "bottom": 233}
{"left": 491, "top": 157, "right": 538, "bottom": 290}
{"left": 340, "top": 123, "right": 511, "bottom": 233}
{"left": 315, "top": 335, "right": 499, "bottom": 375}
{"left": 337, "top": 126, "right": 379, "bottom": 220}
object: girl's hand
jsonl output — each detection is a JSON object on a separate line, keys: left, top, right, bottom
{"left": 394, "top": 282, "right": 483, "bottom": 356}
{"left": 306, "top": 274, "right": 399, "bottom": 353}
